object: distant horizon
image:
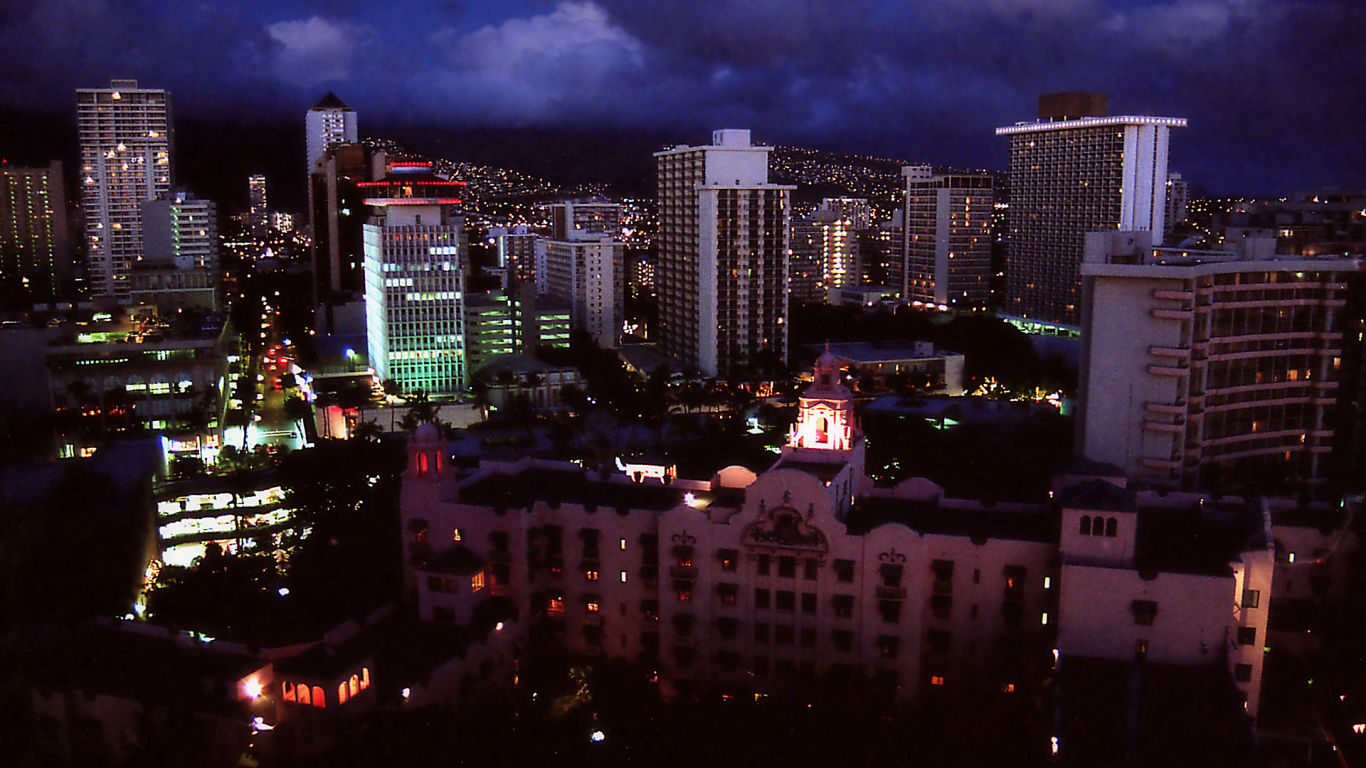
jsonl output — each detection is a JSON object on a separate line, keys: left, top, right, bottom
{"left": 3, "top": 1, "right": 1364, "bottom": 199}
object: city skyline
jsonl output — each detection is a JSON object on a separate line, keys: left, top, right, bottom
{"left": 0, "top": 1, "right": 1363, "bottom": 196}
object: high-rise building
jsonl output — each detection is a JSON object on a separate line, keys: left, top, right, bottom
{"left": 490, "top": 224, "right": 537, "bottom": 288}
{"left": 309, "top": 142, "right": 385, "bottom": 308}
{"left": 1077, "top": 230, "right": 1358, "bottom": 494}
{"left": 901, "top": 165, "right": 993, "bottom": 308}
{"left": 536, "top": 203, "right": 625, "bottom": 348}
{"left": 140, "top": 191, "right": 218, "bottom": 272}
{"left": 859, "top": 211, "right": 903, "bottom": 290}
{"left": 818, "top": 197, "right": 871, "bottom": 230}
{"left": 305, "top": 92, "right": 358, "bottom": 177}
{"left": 362, "top": 161, "right": 467, "bottom": 397}
{"left": 0, "top": 160, "right": 70, "bottom": 301}
{"left": 655, "top": 129, "right": 792, "bottom": 377}
{"left": 248, "top": 174, "right": 268, "bottom": 242}
{"left": 1164, "top": 172, "right": 1190, "bottom": 238}
{"left": 996, "top": 93, "right": 1185, "bottom": 327}
{"left": 788, "top": 216, "right": 825, "bottom": 305}
{"left": 551, "top": 200, "right": 622, "bottom": 240}
{"left": 813, "top": 209, "right": 859, "bottom": 296}
{"left": 77, "top": 79, "right": 173, "bottom": 304}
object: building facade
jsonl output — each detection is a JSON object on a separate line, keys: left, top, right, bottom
{"left": 0, "top": 160, "right": 70, "bottom": 301}
{"left": 536, "top": 202, "right": 625, "bottom": 349}
{"left": 305, "top": 92, "right": 358, "bottom": 177}
{"left": 247, "top": 174, "right": 268, "bottom": 242}
{"left": 996, "top": 93, "right": 1185, "bottom": 326}
{"left": 490, "top": 224, "right": 537, "bottom": 288}
{"left": 362, "top": 162, "right": 468, "bottom": 397}
{"left": 1077, "top": 230, "right": 1358, "bottom": 493}
{"left": 140, "top": 191, "right": 218, "bottom": 273}
{"left": 310, "top": 142, "right": 385, "bottom": 309}
{"left": 901, "top": 165, "right": 993, "bottom": 308}
{"left": 77, "top": 79, "right": 173, "bottom": 304}
{"left": 655, "top": 129, "right": 792, "bottom": 377}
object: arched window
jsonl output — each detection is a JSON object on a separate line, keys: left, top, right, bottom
{"left": 282, "top": 681, "right": 296, "bottom": 703}
{"left": 338, "top": 682, "right": 349, "bottom": 705}
{"left": 349, "top": 675, "right": 360, "bottom": 697}
{"left": 360, "top": 667, "right": 371, "bottom": 690}
{"left": 312, "top": 686, "right": 325, "bottom": 708}
{"left": 417, "top": 452, "right": 428, "bottom": 476}
{"left": 1105, "top": 517, "right": 1118, "bottom": 537}
{"left": 1079, "top": 516, "right": 1091, "bottom": 536}
{"left": 296, "top": 684, "right": 310, "bottom": 706}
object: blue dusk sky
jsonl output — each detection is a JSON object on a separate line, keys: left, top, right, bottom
{"left": 1, "top": 0, "right": 1362, "bottom": 194}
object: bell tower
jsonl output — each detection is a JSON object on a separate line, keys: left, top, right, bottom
{"left": 789, "top": 348, "right": 860, "bottom": 452}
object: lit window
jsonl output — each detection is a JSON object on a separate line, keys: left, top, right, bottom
{"left": 620, "top": 570, "right": 628, "bottom": 583}
{"left": 470, "top": 571, "right": 485, "bottom": 592}
{"left": 930, "top": 675, "right": 945, "bottom": 686}
{"left": 587, "top": 601, "right": 600, "bottom": 613}
{"left": 452, "top": 528, "right": 463, "bottom": 542}
{"left": 586, "top": 570, "right": 599, "bottom": 581}
{"left": 1041, "top": 612, "right": 1049, "bottom": 625}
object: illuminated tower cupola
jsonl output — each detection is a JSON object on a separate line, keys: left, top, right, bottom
{"left": 790, "top": 349, "right": 860, "bottom": 451}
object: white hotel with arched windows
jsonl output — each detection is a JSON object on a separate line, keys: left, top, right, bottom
{"left": 398, "top": 351, "right": 1344, "bottom": 723}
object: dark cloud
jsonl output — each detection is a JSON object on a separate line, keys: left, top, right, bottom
{"left": 0, "top": 0, "right": 1360, "bottom": 194}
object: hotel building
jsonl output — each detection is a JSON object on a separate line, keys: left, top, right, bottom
{"left": 362, "top": 162, "right": 468, "bottom": 397}
{"left": 536, "top": 202, "right": 625, "bottom": 348}
{"left": 1077, "top": 230, "right": 1358, "bottom": 493}
{"left": 901, "top": 165, "right": 993, "bottom": 308}
{"left": 0, "top": 160, "right": 70, "bottom": 301}
{"left": 997, "top": 93, "right": 1185, "bottom": 327}
{"left": 77, "top": 79, "right": 173, "bottom": 305}
{"left": 655, "top": 130, "right": 792, "bottom": 377}
{"left": 305, "top": 92, "right": 358, "bottom": 177}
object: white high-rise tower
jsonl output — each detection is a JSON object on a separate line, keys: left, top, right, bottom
{"left": 306, "top": 93, "right": 358, "bottom": 177}
{"left": 654, "top": 129, "right": 792, "bottom": 377}
{"left": 77, "top": 79, "right": 172, "bottom": 304}
{"left": 996, "top": 93, "right": 1185, "bottom": 327}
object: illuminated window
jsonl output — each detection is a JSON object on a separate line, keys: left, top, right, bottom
{"left": 360, "top": 668, "right": 370, "bottom": 689}
{"left": 1002, "top": 683, "right": 1015, "bottom": 694}
{"left": 471, "top": 571, "right": 485, "bottom": 592}
{"left": 548, "top": 595, "right": 565, "bottom": 614}
{"left": 312, "top": 686, "right": 325, "bottom": 708}
{"left": 338, "top": 682, "right": 349, "bottom": 705}
{"left": 620, "top": 570, "right": 628, "bottom": 583}
{"left": 452, "top": 528, "right": 463, "bottom": 542}
{"left": 585, "top": 570, "right": 599, "bottom": 582}
{"left": 282, "top": 681, "right": 296, "bottom": 702}
{"left": 587, "top": 600, "right": 600, "bottom": 613}
{"left": 349, "top": 675, "right": 359, "bottom": 697}
{"left": 296, "top": 684, "right": 310, "bottom": 706}
{"left": 930, "top": 675, "right": 945, "bottom": 686}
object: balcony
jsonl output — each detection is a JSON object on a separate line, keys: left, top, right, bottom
{"left": 1152, "top": 308, "right": 1190, "bottom": 320}
{"left": 1143, "top": 420, "right": 1184, "bottom": 434}
{"left": 1141, "top": 457, "right": 1181, "bottom": 470}
{"left": 877, "top": 585, "right": 908, "bottom": 600}
{"left": 1149, "top": 345, "right": 1191, "bottom": 359}
{"left": 1144, "top": 401, "right": 1186, "bottom": 416}
{"left": 1148, "top": 364, "right": 1189, "bottom": 377}
{"left": 1152, "top": 289, "right": 1194, "bottom": 301}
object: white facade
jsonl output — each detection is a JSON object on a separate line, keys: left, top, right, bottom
{"left": 363, "top": 194, "right": 466, "bottom": 397}
{"left": 1056, "top": 484, "right": 1275, "bottom": 719}
{"left": 141, "top": 191, "right": 218, "bottom": 273}
{"left": 997, "top": 112, "right": 1185, "bottom": 325}
{"left": 1078, "top": 231, "right": 1356, "bottom": 491}
{"left": 535, "top": 237, "right": 624, "bottom": 348}
{"left": 305, "top": 94, "right": 358, "bottom": 177}
{"left": 655, "top": 129, "right": 792, "bottom": 377}
{"left": 77, "top": 79, "right": 172, "bottom": 304}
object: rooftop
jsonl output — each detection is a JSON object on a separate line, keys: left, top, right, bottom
{"left": 1132, "top": 501, "right": 1265, "bottom": 577}
{"left": 455, "top": 466, "right": 691, "bottom": 513}
{"left": 847, "top": 496, "right": 1055, "bottom": 542}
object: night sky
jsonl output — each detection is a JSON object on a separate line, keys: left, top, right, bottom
{"left": 1, "top": 0, "right": 1363, "bottom": 196}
